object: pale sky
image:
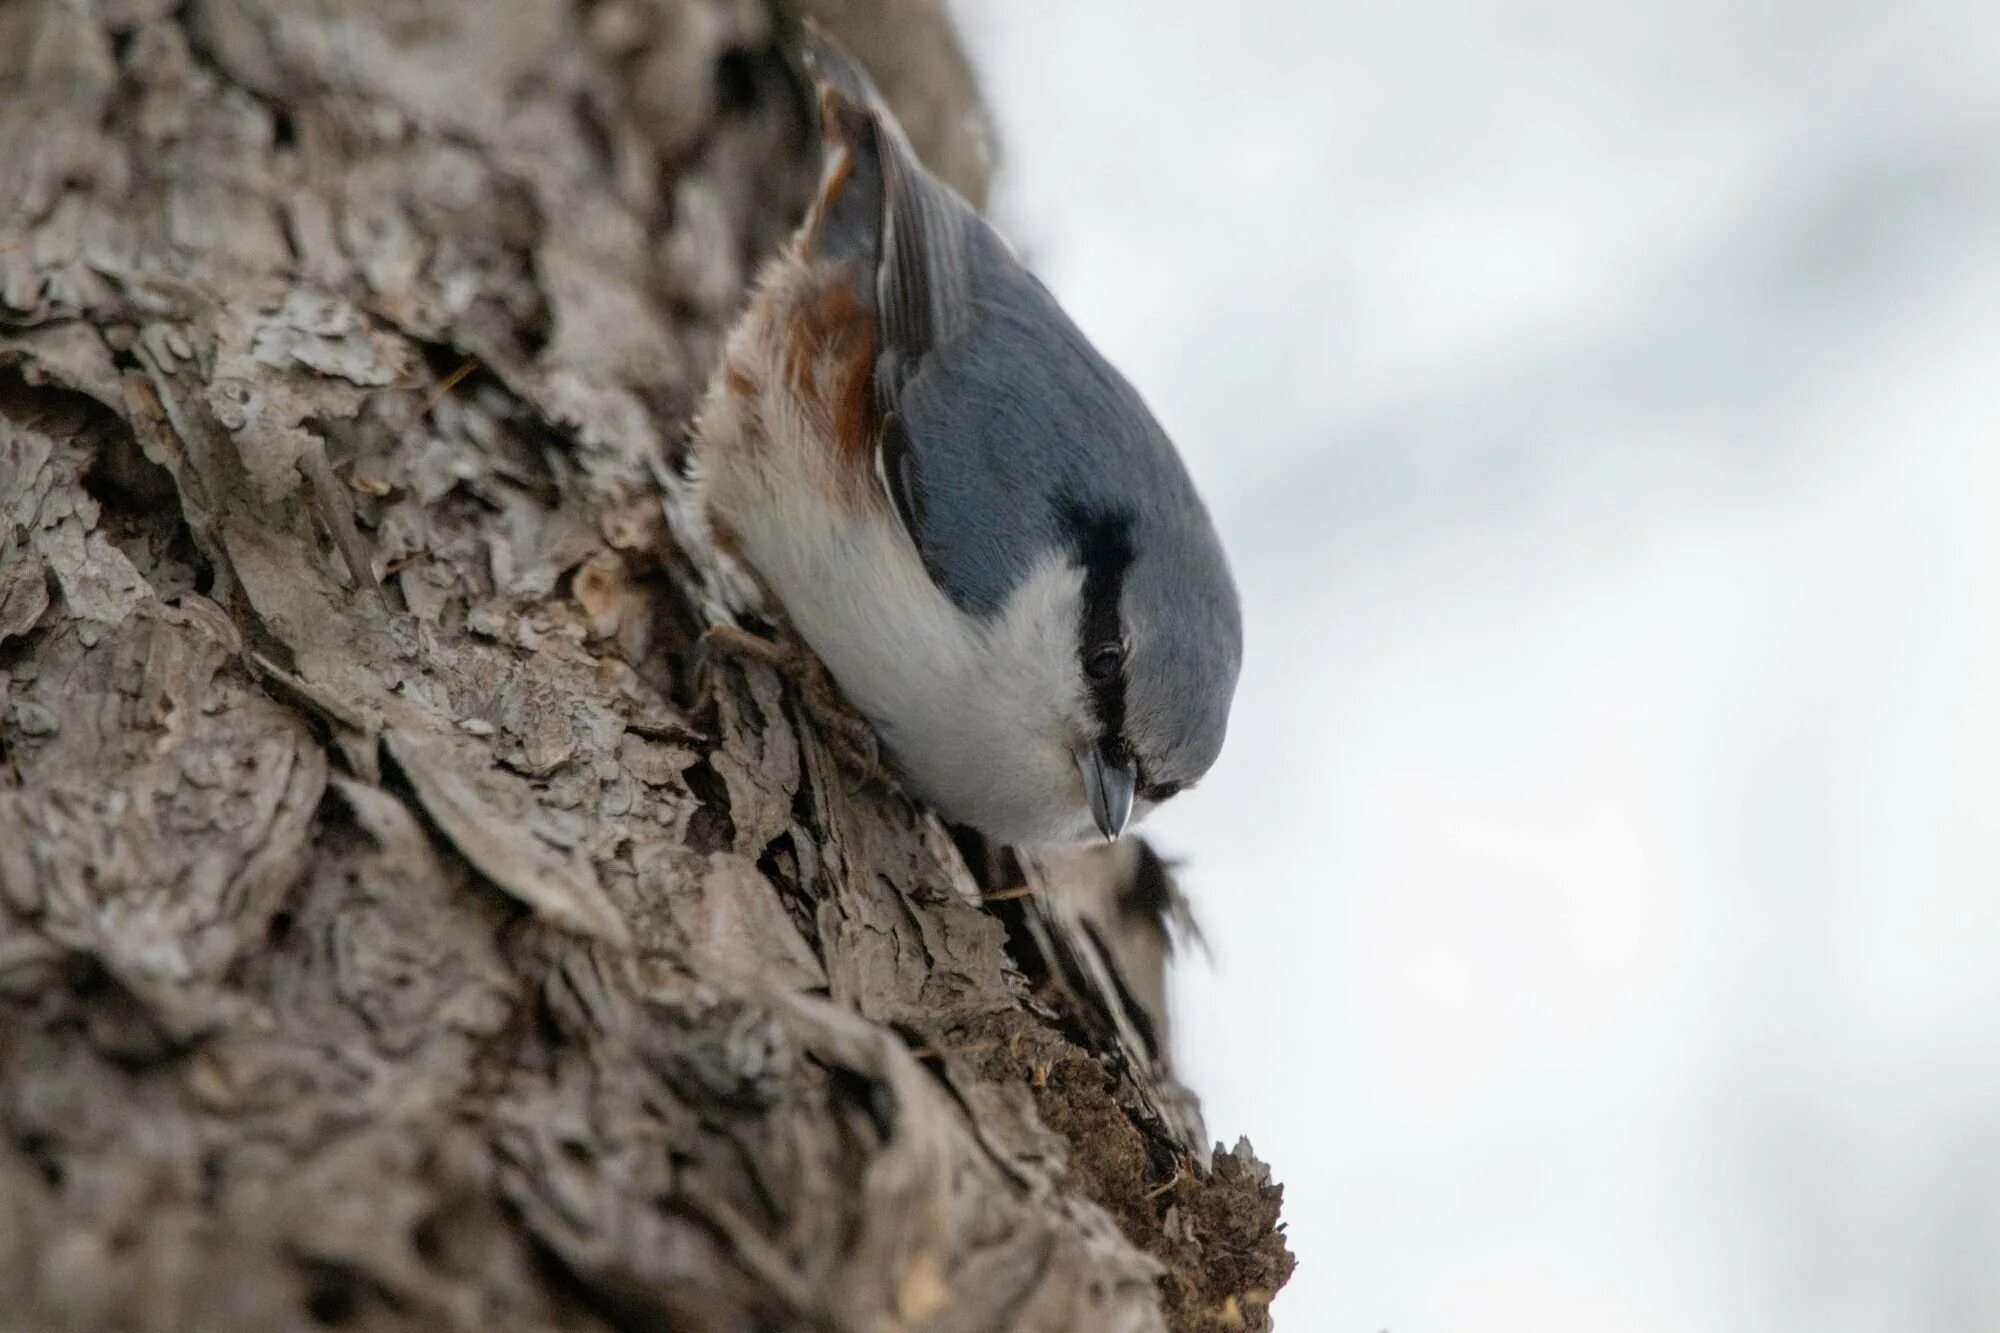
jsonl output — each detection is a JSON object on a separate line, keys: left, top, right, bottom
{"left": 951, "top": 2, "right": 1999, "bottom": 1328}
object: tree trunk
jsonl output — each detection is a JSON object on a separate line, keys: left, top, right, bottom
{"left": 0, "top": 2, "right": 1293, "bottom": 1330}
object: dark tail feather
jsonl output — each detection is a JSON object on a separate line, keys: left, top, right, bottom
{"left": 795, "top": 23, "right": 976, "bottom": 386}
{"left": 797, "top": 25, "right": 889, "bottom": 277}
{"left": 799, "top": 21, "right": 897, "bottom": 134}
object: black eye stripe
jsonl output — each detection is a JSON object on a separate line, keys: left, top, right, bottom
{"left": 1061, "top": 502, "right": 1134, "bottom": 745}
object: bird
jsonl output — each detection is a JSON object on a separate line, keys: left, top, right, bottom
{"left": 687, "top": 29, "right": 1241, "bottom": 848}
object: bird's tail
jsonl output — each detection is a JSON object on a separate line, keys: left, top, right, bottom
{"left": 794, "top": 21, "right": 974, "bottom": 369}
{"left": 798, "top": 21, "right": 903, "bottom": 145}
{"left": 795, "top": 23, "right": 892, "bottom": 280}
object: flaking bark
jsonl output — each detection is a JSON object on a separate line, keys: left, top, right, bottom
{"left": 0, "top": 2, "right": 1293, "bottom": 1329}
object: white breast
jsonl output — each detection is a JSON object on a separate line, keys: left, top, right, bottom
{"left": 693, "top": 270, "right": 1100, "bottom": 845}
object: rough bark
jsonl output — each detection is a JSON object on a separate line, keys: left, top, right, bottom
{"left": 0, "top": 2, "right": 1293, "bottom": 1330}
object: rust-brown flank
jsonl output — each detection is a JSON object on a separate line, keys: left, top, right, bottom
{"left": 781, "top": 272, "right": 879, "bottom": 508}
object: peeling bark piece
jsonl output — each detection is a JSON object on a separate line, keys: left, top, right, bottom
{"left": 35, "top": 520, "right": 148, "bottom": 625}
{"left": 1, "top": 653, "right": 327, "bottom": 1038}
{"left": 664, "top": 850, "right": 826, "bottom": 992}
{"left": 249, "top": 288, "right": 405, "bottom": 388}
{"left": 0, "top": 549, "right": 50, "bottom": 644}
{"left": 0, "top": 323, "right": 124, "bottom": 412}
{"left": 385, "top": 726, "right": 631, "bottom": 947}
{"left": 299, "top": 435, "right": 383, "bottom": 600}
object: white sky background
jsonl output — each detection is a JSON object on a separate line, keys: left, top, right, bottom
{"left": 948, "top": 2, "right": 1999, "bottom": 1329}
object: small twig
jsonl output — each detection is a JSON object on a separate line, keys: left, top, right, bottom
{"left": 420, "top": 356, "right": 480, "bottom": 416}
{"left": 977, "top": 884, "right": 1038, "bottom": 903}
{"left": 1144, "top": 1160, "right": 1188, "bottom": 1200}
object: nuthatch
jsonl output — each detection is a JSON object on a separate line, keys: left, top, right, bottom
{"left": 690, "top": 31, "right": 1241, "bottom": 847}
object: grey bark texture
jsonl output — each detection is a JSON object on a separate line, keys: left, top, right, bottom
{"left": 0, "top": 2, "right": 1293, "bottom": 1330}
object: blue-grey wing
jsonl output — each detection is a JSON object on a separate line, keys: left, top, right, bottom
{"left": 804, "top": 30, "right": 1198, "bottom": 618}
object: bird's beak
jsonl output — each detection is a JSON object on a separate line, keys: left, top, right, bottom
{"left": 1077, "top": 743, "right": 1137, "bottom": 842}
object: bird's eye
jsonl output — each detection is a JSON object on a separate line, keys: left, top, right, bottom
{"left": 1141, "top": 779, "right": 1185, "bottom": 803}
{"left": 1085, "top": 644, "right": 1124, "bottom": 685}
